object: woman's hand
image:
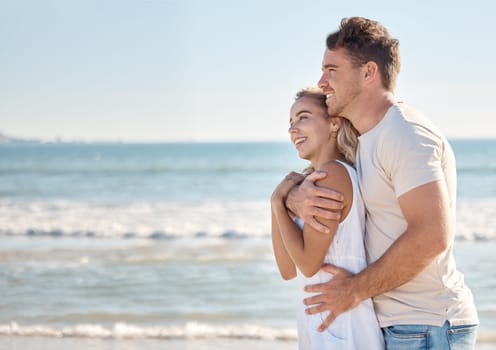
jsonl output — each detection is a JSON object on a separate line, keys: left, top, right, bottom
{"left": 271, "top": 172, "right": 305, "bottom": 206}
{"left": 285, "top": 171, "right": 344, "bottom": 233}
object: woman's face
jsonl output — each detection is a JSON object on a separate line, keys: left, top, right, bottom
{"left": 288, "top": 96, "right": 330, "bottom": 161}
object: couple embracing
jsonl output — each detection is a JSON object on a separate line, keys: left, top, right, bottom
{"left": 271, "top": 17, "right": 478, "bottom": 350}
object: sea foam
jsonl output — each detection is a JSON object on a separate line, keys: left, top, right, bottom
{"left": 0, "top": 322, "right": 297, "bottom": 341}
{"left": 1, "top": 198, "right": 495, "bottom": 241}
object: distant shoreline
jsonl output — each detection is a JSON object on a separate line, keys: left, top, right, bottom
{"left": 1, "top": 131, "right": 495, "bottom": 145}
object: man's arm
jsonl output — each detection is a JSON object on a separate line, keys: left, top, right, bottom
{"left": 285, "top": 171, "right": 344, "bottom": 233}
{"left": 304, "top": 180, "right": 452, "bottom": 331}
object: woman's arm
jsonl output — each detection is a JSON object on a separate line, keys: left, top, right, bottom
{"left": 272, "top": 162, "right": 352, "bottom": 278}
{"left": 271, "top": 172, "right": 303, "bottom": 280}
{"left": 271, "top": 209, "right": 296, "bottom": 280}
{"left": 285, "top": 171, "right": 344, "bottom": 233}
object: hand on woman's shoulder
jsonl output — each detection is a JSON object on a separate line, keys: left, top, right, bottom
{"left": 316, "top": 161, "right": 353, "bottom": 221}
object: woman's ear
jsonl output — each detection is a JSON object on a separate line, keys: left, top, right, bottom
{"left": 329, "top": 117, "right": 342, "bottom": 133}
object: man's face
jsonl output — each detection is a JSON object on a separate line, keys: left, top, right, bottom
{"left": 318, "top": 48, "right": 362, "bottom": 119}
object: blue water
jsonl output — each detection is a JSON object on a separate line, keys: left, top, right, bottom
{"left": 451, "top": 139, "right": 496, "bottom": 198}
{"left": 0, "top": 140, "right": 495, "bottom": 343}
{"left": 1, "top": 140, "right": 495, "bottom": 202}
{"left": 0, "top": 142, "right": 305, "bottom": 202}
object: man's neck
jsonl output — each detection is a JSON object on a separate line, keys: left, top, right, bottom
{"left": 348, "top": 91, "right": 395, "bottom": 135}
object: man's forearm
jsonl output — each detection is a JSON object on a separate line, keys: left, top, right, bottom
{"left": 353, "top": 225, "right": 448, "bottom": 301}
{"left": 355, "top": 181, "right": 452, "bottom": 300}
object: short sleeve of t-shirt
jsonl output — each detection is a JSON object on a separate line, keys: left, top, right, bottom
{"left": 379, "top": 118, "right": 445, "bottom": 198}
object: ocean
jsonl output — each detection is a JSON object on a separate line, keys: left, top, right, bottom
{"left": 0, "top": 140, "right": 495, "bottom": 349}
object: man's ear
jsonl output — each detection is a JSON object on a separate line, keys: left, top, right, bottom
{"left": 363, "top": 61, "right": 379, "bottom": 82}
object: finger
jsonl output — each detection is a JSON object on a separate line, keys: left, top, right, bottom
{"left": 320, "top": 264, "right": 348, "bottom": 275}
{"left": 303, "top": 281, "right": 329, "bottom": 295}
{"left": 304, "top": 303, "right": 330, "bottom": 315}
{"left": 287, "top": 173, "right": 305, "bottom": 184}
{"left": 308, "top": 207, "right": 341, "bottom": 221}
{"left": 294, "top": 175, "right": 305, "bottom": 184}
{"left": 309, "top": 186, "right": 344, "bottom": 202}
{"left": 289, "top": 171, "right": 304, "bottom": 178}
{"left": 309, "top": 196, "right": 344, "bottom": 210}
{"left": 306, "top": 218, "right": 331, "bottom": 234}
{"left": 318, "top": 312, "right": 338, "bottom": 332}
{"left": 305, "top": 171, "right": 327, "bottom": 182}
{"left": 285, "top": 172, "right": 299, "bottom": 180}
{"left": 302, "top": 293, "right": 326, "bottom": 306}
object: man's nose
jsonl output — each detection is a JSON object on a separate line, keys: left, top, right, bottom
{"left": 317, "top": 74, "right": 327, "bottom": 89}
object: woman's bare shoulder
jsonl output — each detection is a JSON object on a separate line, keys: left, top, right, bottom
{"left": 316, "top": 161, "right": 352, "bottom": 190}
{"left": 316, "top": 161, "right": 353, "bottom": 218}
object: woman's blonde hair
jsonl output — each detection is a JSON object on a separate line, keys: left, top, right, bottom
{"left": 294, "top": 88, "right": 359, "bottom": 165}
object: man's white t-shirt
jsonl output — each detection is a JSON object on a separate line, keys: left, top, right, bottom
{"left": 356, "top": 102, "right": 478, "bottom": 327}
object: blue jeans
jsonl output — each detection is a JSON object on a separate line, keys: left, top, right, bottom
{"left": 383, "top": 322, "right": 478, "bottom": 350}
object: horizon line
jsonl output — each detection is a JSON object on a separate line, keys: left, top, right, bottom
{"left": 1, "top": 130, "right": 495, "bottom": 144}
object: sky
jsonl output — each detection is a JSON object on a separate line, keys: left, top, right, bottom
{"left": 1, "top": 0, "right": 495, "bottom": 142}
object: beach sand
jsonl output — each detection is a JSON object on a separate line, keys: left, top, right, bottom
{"left": 1, "top": 336, "right": 495, "bottom": 350}
{"left": 0, "top": 337, "right": 295, "bottom": 350}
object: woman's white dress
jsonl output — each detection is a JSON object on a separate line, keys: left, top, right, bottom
{"left": 295, "top": 161, "right": 384, "bottom": 350}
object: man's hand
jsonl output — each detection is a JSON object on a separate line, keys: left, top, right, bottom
{"left": 303, "top": 264, "right": 362, "bottom": 332}
{"left": 285, "top": 171, "right": 344, "bottom": 233}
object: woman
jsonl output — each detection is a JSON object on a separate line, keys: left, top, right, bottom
{"left": 271, "top": 88, "right": 384, "bottom": 349}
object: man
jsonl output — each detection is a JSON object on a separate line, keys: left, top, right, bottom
{"left": 286, "top": 17, "right": 478, "bottom": 349}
